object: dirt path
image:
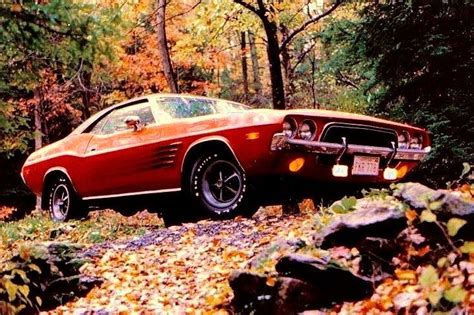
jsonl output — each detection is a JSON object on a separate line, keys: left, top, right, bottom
{"left": 53, "top": 207, "right": 316, "bottom": 313}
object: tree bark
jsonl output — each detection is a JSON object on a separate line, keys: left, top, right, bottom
{"left": 240, "top": 31, "right": 249, "bottom": 99}
{"left": 156, "top": 0, "right": 179, "bottom": 93}
{"left": 34, "top": 88, "right": 43, "bottom": 209}
{"left": 80, "top": 66, "right": 92, "bottom": 119}
{"left": 248, "top": 31, "right": 262, "bottom": 95}
{"left": 262, "top": 20, "right": 286, "bottom": 109}
{"left": 280, "top": 26, "right": 296, "bottom": 108}
{"left": 309, "top": 53, "right": 318, "bottom": 109}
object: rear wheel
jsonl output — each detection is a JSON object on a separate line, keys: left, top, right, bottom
{"left": 189, "top": 153, "right": 257, "bottom": 219}
{"left": 47, "top": 176, "right": 87, "bottom": 221}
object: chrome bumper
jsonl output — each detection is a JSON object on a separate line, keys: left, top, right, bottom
{"left": 270, "top": 133, "right": 430, "bottom": 161}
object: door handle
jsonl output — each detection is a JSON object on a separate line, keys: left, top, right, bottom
{"left": 88, "top": 146, "right": 97, "bottom": 152}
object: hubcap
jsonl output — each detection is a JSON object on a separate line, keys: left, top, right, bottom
{"left": 201, "top": 160, "right": 243, "bottom": 210}
{"left": 52, "top": 184, "right": 70, "bottom": 220}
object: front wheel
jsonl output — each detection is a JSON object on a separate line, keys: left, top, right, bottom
{"left": 189, "top": 153, "right": 256, "bottom": 219}
{"left": 47, "top": 176, "right": 87, "bottom": 221}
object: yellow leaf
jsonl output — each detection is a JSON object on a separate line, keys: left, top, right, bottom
{"left": 395, "top": 269, "right": 416, "bottom": 281}
{"left": 420, "top": 210, "right": 436, "bottom": 223}
{"left": 460, "top": 241, "right": 474, "bottom": 254}
{"left": 5, "top": 280, "right": 17, "bottom": 302}
{"left": 447, "top": 218, "right": 466, "bottom": 237}
{"left": 28, "top": 264, "right": 42, "bottom": 274}
{"left": 18, "top": 285, "right": 29, "bottom": 298}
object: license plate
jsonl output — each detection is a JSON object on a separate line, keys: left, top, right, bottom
{"left": 352, "top": 156, "right": 380, "bottom": 176}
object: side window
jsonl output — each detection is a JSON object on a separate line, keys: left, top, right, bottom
{"left": 186, "top": 98, "right": 216, "bottom": 117}
{"left": 156, "top": 97, "right": 188, "bottom": 118}
{"left": 156, "top": 97, "right": 216, "bottom": 118}
{"left": 90, "top": 103, "right": 156, "bottom": 135}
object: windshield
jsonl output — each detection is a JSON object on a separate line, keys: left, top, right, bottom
{"left": 154, "top": 96, "right": 249, "bottom": 119}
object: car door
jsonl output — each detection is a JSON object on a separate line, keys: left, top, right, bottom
{"left": 78, "top": 100, "right": 170, "bottom": 198}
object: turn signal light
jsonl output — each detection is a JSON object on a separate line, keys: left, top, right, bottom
{"left": 397, "top": 165, "right": 408, "bottom": 179}
{"left": 289, "top": 158, "right": 305, "bottom": 172}
{"left": 383, "top": 167, "right": 398, "bottom": 180}
{"left": 332, "top": 165, "right": 348, "bottom": 177}
{"left": 246, "top": 132, "right": 260, "bottom": 140}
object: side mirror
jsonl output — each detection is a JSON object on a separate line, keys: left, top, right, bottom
{"left": 124, "top": 115, "right": 142, "bottom": 131}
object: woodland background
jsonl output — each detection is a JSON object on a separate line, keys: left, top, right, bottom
{"left": 0, "top": 0, "right": 473, "bottom": 211}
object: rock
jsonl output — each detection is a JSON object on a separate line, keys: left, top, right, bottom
{"left": 393, "top": 182, "right": 474, "bottom": 216}
{"left": 247, "top": 239, "right": 306, "bottom": 271}
{"left": 314, "top": 198, "right": 406, "bottom": 248}
{"left": 229, "top": 271, "right": 274, "bottom": 312}
{"left": 275, "top": 254, "right": 375, "bottom": 306}
{"left": 273, "top": 277, "right": 320, "bottom": 315}
{"left": 229, "top": 271, "right": 322, "bottom": 314}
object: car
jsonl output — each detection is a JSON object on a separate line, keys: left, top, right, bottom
{"left": 21, "top": 93, "right": 431, "bottom": 222}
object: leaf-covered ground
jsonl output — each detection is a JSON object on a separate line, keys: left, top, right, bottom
{"left": 54, "top": 203, "right": 320, "bottom": 313}
{"left": 2, "top": 184, "right": 473, "bottom": 313}
{"left": 0, "top": 201, "right": 322, "bottom": 313}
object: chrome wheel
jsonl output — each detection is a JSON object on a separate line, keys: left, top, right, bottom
{"left": 202, "top": 160, "right": 243, "bottom": 210}
{"left": 47, "top": 175, "right": 87, "bottom": 221}
{"left": 190, "top": 152, "right": 253, "bottom": 218}
{"left": 51, "top": 184, "right": 70, "bottom": 220}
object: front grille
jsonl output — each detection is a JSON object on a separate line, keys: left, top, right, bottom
{"left": 321, "top": 123, "right": 397, "bottom": 147}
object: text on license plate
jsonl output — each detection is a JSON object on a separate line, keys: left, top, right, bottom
{"left": 352, "top": 156, "right": 380, "bottom": 176}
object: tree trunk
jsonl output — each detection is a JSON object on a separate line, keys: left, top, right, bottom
{"left": 280, "top": 26, "right": 296, "bottom": 108}
{"left": 240, "top": 31, "right": 249, "bottom": 99}
{"left": 80, "top": 67, "right": 92, "bottom": 119}
{"left": 309, "top": 54, "right": 318, "bottom": 109}
{"left": 34, "top": 88, "right": 43, "bottom": 209}
{"left": 156, "top": 0, "right": 179, "bottom": 93}
{"left": 248, "top": 31, "right": 262, "bottom": 95}
{"left": 262, "top": 20, "right": 285, "bottom": 109}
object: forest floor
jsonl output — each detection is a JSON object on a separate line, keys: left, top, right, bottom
{"left": 0, "top": 202, "right": 319, "bottom": 313}
{"left": 2, "top": 183, "right": 473, "bottom": 314}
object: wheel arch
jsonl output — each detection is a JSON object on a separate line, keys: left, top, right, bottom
{"left": 181, "top": 137, "right": 243, "bottom": 184}
{"left": 42, "top": 167, "right": 78, "bottom": 209}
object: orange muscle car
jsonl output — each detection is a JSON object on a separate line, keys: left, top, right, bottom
{"left": 21, "top": 94, "right": 431, "bottom": 222}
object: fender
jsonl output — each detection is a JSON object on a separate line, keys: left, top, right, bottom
{"left": 181, "top": 135, "right": 244, "bottom": 172}
{"left": 43, "top": 167, "right": 80, "bottom": 197}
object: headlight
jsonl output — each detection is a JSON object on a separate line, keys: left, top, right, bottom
{"left": 409, "top": 134, "right": 423, "bottom": 149}
{"left": 398, "top": 131, "right": 409, "bottom": 149}
{"left": 299, "top": 119, "right": 317, "bottom": 141}
{"left": 282, "top": 118, "right": 297, "bottom": 138}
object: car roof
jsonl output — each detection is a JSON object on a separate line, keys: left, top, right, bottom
{"left": 71, "top": 93, "right": 246, "bottom": 135}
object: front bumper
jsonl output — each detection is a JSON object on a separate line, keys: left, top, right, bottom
{"left": 270, "top": 133, "right": 430, "bottom": 161}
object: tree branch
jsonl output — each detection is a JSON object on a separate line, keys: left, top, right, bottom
{"left": 166, "top": 0, "right": 202, "bottom": 21}
{"left": 280, "top": 0, "right": 344, "bottom": 51}
{"left": 336, "top": 70, "right": 359, "bottom": 89}
{"left": 291, "top": 40, "right": 318, "bottom": 73}
{"left": 233, "top": 0, "right": 262, "bottom": 17}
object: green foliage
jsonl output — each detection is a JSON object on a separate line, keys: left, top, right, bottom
{"left": 444, "top": 285, "right": 467, "bottom": 304}
{"left": 419, "top": 265, "right": 438, "bottom": 288}
{"left": 331, "top": 196, "right": 357, "bottom": 213}
{"left": 320, "top": 1, "right": 474, "bottom": 186}
{"left": 0, "top": 0, "right": 124, "bottom": 157}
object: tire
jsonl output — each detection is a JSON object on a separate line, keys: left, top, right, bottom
{"left": 47, "top": 175, "right": 87, "bottom": 221}
{"left": 188, "top": 152, "right": 256, "bottom": 219}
